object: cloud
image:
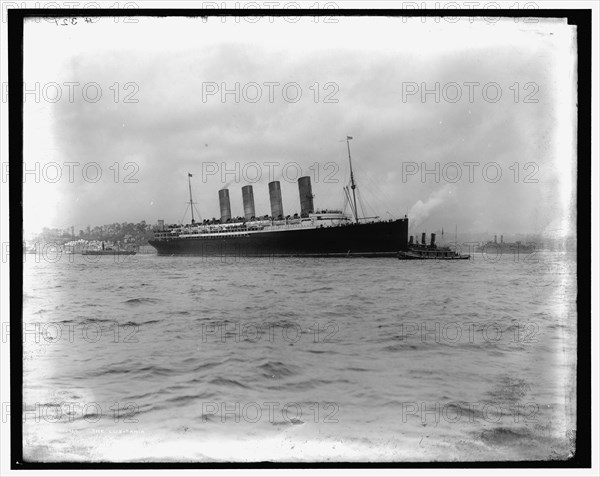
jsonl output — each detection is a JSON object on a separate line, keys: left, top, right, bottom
{"left": 22, "top": 17, "right": 576, "bottom": 236}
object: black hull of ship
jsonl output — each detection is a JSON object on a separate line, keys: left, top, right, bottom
{"left": 149, "top": 219, "right": 408, "bottom": 257}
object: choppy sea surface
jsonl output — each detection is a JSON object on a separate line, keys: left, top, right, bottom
{"left": 22, "top": 250, "right": 577, "bottom": 462}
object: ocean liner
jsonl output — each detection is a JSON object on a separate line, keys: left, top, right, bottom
{"left": 149, "top": 138, "right": 409, "bottom": 257}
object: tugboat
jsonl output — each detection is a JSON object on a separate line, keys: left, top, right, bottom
{"left": 397, "top": 233, "right": 470, "bottom": 260}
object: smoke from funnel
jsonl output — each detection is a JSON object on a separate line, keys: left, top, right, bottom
{"left": 408, "top": 184, "right": 456, "bottom": 228}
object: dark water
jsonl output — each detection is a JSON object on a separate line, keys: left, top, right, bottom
{"left": 22, "top": 251, "right": 576, "bottom": 462}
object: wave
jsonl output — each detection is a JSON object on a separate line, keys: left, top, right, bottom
{"left": 159, "top": 393, "right": 216, "bottom": 406}
{"left": 382, "top": 343, "right": 421, "bottom": 352}
{"left": 478, "top": 426, "right": 532, "bottom": 445}
{"left": 257, "top": 361, "right": 297, "bottom": 379}
{"left": 123, "top": 297, "right": 161, "bottom": 305}
{"left": 208, "top": 377, "right": 250, "bottom": 389}
{"left": 297, "top": 286, "right": 335, "bottom": 294}
{"left": 75, "top": 317, "right": 116, "bottom": 324}
{"left": 270, "top": 418, "right": 304, "bottom": 426}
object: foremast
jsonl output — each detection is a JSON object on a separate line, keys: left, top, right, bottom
{"left": 188, "top": 172, "right": 195, "bottom": 224}
{"left": 346, "top": 136, "right": 359, "bottom": 223}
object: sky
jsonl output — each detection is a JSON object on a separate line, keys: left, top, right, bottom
{"left": 21, "top": 15, "right": 577, "bottom": 238}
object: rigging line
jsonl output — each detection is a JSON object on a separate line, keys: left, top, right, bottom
{"left": 344, "top": 192, "right": 355, "bottom": 218}
{"left": 340, "top": 199, "right": 348, "bottom": 215}
{"left": 359, "top": 191, "right": 375, "bottom": 221}
{"left": 353, "top": 157, "right": 406, "bottom": 216}
{"left": 338, "top": 184, "right": 347, "bottom": 212}
{"left": 357, "top": 191, "right": 372, "bottom": 220}
{"left": 343, "top": 187, "right": 354, "bottom": 218}
{"left": 338, "top": 150, "right": 357, "bottom": 212}
{"left": 355, "top": 188, "right": 364, "bottom": 219}
{"left": 345, "top": 136, "right": 359, "bottom": 223}
{"left": 193, "top": 204, "right": 202, "bottom": 222}
{"left": 346, "top": 186, "right": 358, "bottom": 219}
{"left": 352, "top": 161, "right": 396, "bottom": 217}
{"left": 339, "top": 160, "right": 350, "bottom": 195}
{"left": 341, "top": 188, "right": 350, "bottom": 216}
{"left": 180, "top": 204, "right": 190, "bottom": 225}
{"left": 356, "top": 187, "right": 374, "bottom": 218}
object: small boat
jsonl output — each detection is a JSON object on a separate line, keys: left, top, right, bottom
{"left": 82, "top": 250, "right": 137, "bottom": 256}
{"left": 81, "top": 242, "right": 137, "bottom": 256}
{"left": 22, "top": 241, "right": 37, "bottom": 254}
{"left": 398, "top": 233, "right": 470, "bottom": 260}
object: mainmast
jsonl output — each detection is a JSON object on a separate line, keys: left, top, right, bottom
{"left": 346, "top": 136, "right": 359, "bottom": 223}
{"left": 188, "top": 173, "right": 195, "bottom": 224}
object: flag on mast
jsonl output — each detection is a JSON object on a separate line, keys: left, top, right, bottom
{"left": 347, "top": 136, "right": 353, "bottom": 140}
{"left": 188, "top": 173, "right": 192, "bottom": 177}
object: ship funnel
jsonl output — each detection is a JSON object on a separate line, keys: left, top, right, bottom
{"left": 268, "top": 181, "right": 284, "bottom": 219}
{"left": 218, "top": 188, "right": 232, "bottom": 223}
{"left": 500, "top": 235, "right": 504, "bottom": 244}
{"left": 409, "top": 236, "right": 414, "bottom": 245}
{"left": 298, "top": 176, "right": 314, "bottom": 217}
{"left": 430, "top": 233, "right": 436, "bottom": 247}
{"left": 421, "top": 233, "right": 426, "bottom": 245}
{"left": 242, "top": 185, "right": 256, "bottom": 220}
{"left": 494, "top": 235, "right": 497, "bottom": 244}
